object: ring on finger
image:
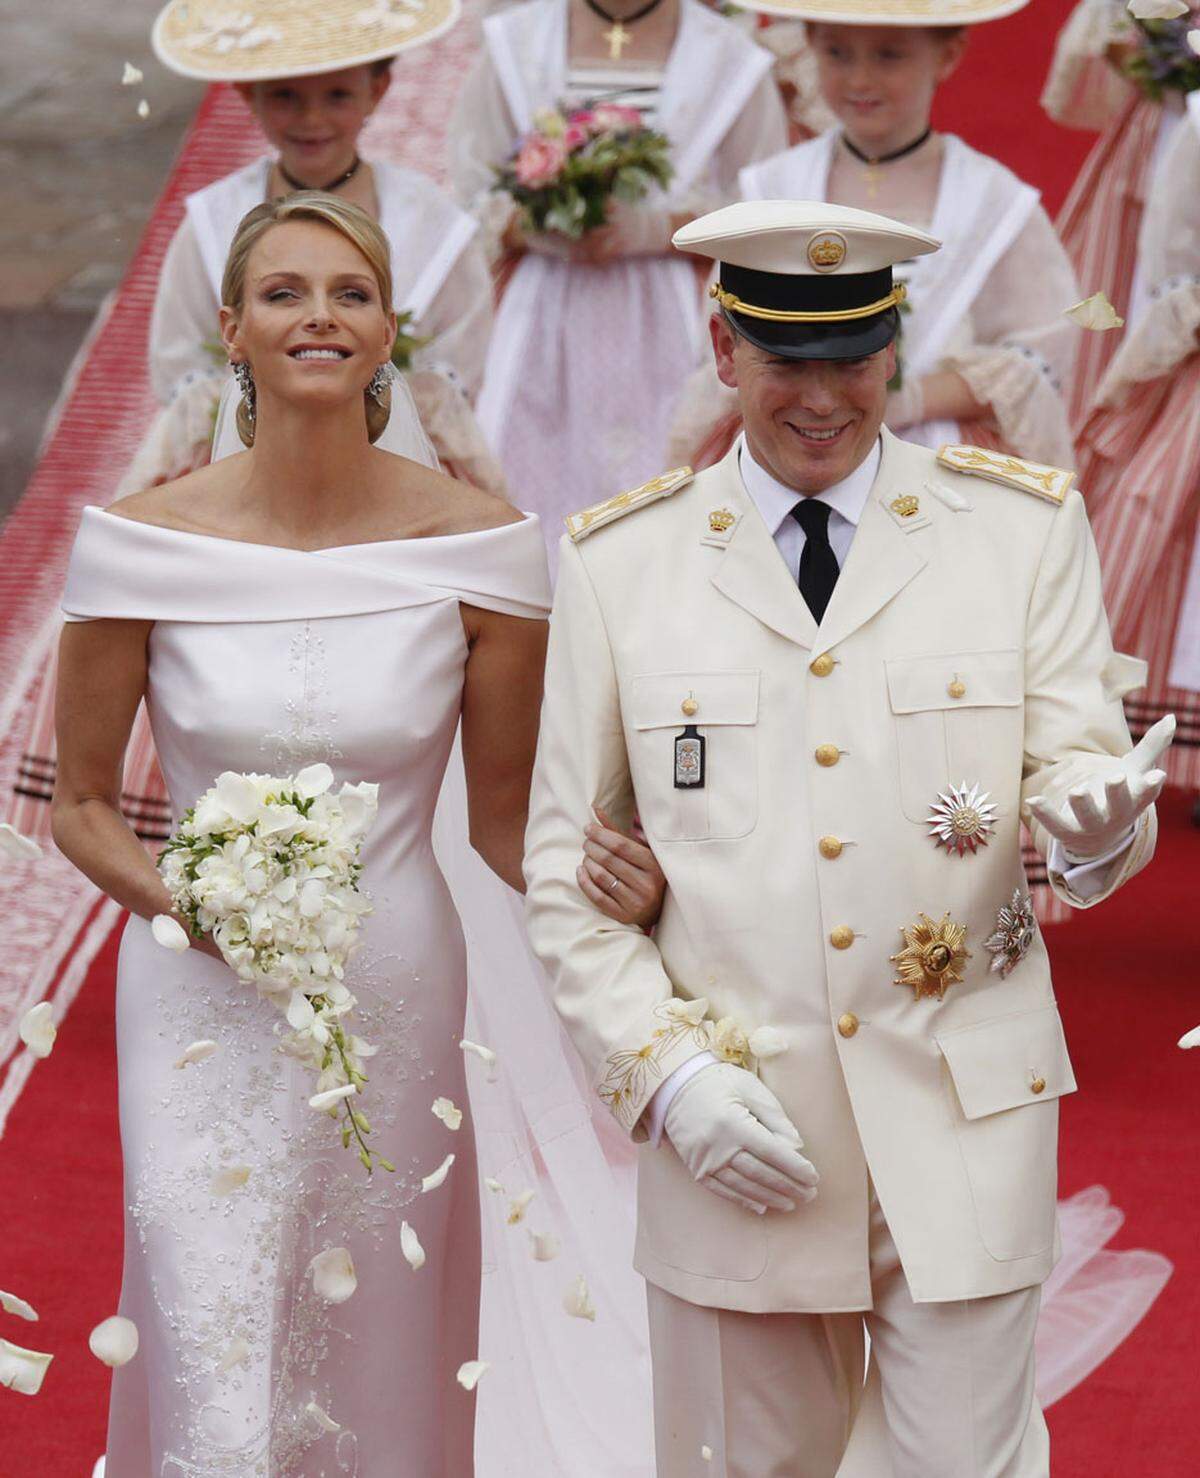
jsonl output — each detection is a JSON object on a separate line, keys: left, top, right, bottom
{"left": 608, "top": 874, "right": 621, "bottom": 893}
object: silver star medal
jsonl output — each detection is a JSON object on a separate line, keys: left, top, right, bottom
{"left": 926, "top": 781, "right": 998, "bottom": 857}
{"left": 984, "top": 890, "right": 1037, "bottom": 979}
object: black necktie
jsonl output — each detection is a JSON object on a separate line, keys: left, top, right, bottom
{"left": 790, "top": 498, "right": 840, "bottom": 624}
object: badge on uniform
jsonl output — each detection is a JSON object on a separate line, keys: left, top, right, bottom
{"left": 674, "top": 726, "right": 706, "bottom": 788}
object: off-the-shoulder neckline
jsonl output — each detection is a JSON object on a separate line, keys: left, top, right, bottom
{"left": 89, "top": 504, "right": 537, "bottom": 555}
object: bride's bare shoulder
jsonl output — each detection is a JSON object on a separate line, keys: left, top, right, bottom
{"left": 106, "top": 458, "right": 246, "bottom": 534}
{"left": 382, "top": 455, "right": 524, "bottom": 537}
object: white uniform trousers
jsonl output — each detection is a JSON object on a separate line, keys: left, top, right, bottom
{"left": 648, "top": 1195, "right": 1050, "bottom": 1478}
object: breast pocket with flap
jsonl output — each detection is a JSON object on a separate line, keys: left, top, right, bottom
{"left": 885, "top": 649, "right": 1023, "bottom": 822}
{"left": 628, "top": 670, "right": 760, "bottom": 842}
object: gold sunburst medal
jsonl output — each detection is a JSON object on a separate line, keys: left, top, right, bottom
{"left": 926, "top": 781, "right": 998, "bottom": 856}
{"left": 891, "top": 912, "right": 971, "bottom": 1001}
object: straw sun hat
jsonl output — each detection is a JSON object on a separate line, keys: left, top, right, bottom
{"left": 152, "top": 0, "right": 461, "bottom": 82}
{"left": 729, "top": 0, "right": 1030, "bottom": 24}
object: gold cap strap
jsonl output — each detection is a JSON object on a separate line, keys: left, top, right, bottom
{"left": 710, "top": 281, "right": 907, "bottom": 324}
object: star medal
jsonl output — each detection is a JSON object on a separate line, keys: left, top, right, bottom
{"left": 984, "top": 890, "right": 1036, "bottom": 979}
{"left": 927, "top": 782, "right": 998, "bottom": 856}
{"left": 674, "top": 726, "right": 705, "bottom": 789}
{"left": 891, "top": 912, "right": 971, "bottom": 1001}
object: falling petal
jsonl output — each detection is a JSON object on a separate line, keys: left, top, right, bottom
{"left": 19, "top": 1002, "right": 56, "bottom": 1059}
{"left": 563, "top": 1274, "right": 597, "bottom": 1321}
{"left": 748, "top": 1025, "right": 788, "bottom": 1060}
{"left": 528, "top": 1230, "right": 560, "bottom": 1262}
{"left": 1179, "top": 1025, "right": 1200, "bottom": 1049}
{"left": 484, "top": 1178, "right": 504, "bottom": 1194}
{"left": 0, "top": 823, "right": 42, "bottom": 862}
{"left": 456, "top": 1359, "right": 490, "bottom": 1391}
{"left": 460, "top": 1039, "right": 497, "bottom": 1070}
{"left": 121, "top": 62, "right": 143, "bottom": 85}
{"left": 151, "top": 914, "right": 190, "bottom": 953}
{"left": 309, "top": 1084, "right": 356, "bottom": 1112}
{"left": 431, "top": 1096, "right": 463, "bottom": 1131}
{"left": 1126, "top": 0, "right": 1186, "bottom": 16}
{"left": 507, "top": 1188, "right": 535, "bottom": 1225}
{"left": 1064, "top": 291, "right": 1124, "bottom": 331}
{"left": 0, "top": 1338, "right": 53, "bottom": 1394}
{"left": 218, "top": 1337, "right": 249, "bottom": 1372}
{"left": 306, "top": 1400, "right": 341, "bottom": 1433}
{"left": 421, "top": 1154, "right": 455, "bottom": 1193}
{"left": 88, "top": 1316, "right": 139, "bottom": 1368}
{"left": 308, "top": 1247, "right": 357, "bottom": 1304}
{"left": 1190, "top": 29, "right": 1200, "bottom": 56}
{"left": 173, "top": 1039, "right": 217, "bottom": 1070}
{"left": 702, "top": 1445, "right": 714, "bottom": 1462}
{"left": 400, "top": 1221, "right": 426, "bottom": 1271}
{"left": 137, "top": 98, "right": 150, "bottom": 120}
{"left": 210, "top": 1165, "right": 251, "bottom": 1197}
{"left": 0, "top": 1290, "right": 38, "bottom": 1322}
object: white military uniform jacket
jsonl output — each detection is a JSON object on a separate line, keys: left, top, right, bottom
{"left": 524, "top": 431, "right": 1155, "bottom": 1314}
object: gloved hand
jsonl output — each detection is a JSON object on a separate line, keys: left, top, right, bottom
{"left": 1027, "top": 715, "right": 1174, "bottom": 860}
{"left": 664, "top": 1061, "right": 819, "bottom": 1216}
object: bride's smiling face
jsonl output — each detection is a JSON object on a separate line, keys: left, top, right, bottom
{"left": 221, "top": 219, "right": 396, "bottom": 415}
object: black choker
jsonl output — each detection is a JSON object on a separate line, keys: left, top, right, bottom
{"left": 841, "top": 128, "right": 933, "bottom": 168}
{"left": 277, "top": 155, "right": 362, "bottom": 195}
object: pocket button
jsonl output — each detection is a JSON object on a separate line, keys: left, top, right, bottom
{"left": 815, "top": 743, "right": 841, "bottom": 768}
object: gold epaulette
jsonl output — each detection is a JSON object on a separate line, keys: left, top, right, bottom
{"left": 565, "top": 467, "right": 694, "bottom": 542}
{"left": 936, "top": 445, "right": 1074, "bottom": 506}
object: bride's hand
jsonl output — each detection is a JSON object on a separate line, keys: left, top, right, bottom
{"left": 577, "top": 806, "right": 667, "bottom": 931}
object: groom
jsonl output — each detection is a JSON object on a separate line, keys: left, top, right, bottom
{"left": 523, "top": 200, "right": 1171, "bottom": 1477}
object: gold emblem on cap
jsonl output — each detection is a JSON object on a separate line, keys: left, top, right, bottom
{"left": 891, "top": 912, "right": 971, "bottom": 1001}
{"left": 708, "top": 508, "right": 736, "bottom": 533}
{"left": 808, "top": 231, "right": 847, "bottom": 272}
{"left": 891, "top": 495, "right": 920, "bottom": 519}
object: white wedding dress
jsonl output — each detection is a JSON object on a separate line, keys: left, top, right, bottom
{"left": 62, "top": 503, "right": 558, "bottom": 1475}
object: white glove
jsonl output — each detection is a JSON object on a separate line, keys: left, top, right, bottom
{"left": 664, "top": 1061, "right": 819, "bottom": 1216}
{"left": 1027, "top": 715, "right": 1174, "bottom": 861}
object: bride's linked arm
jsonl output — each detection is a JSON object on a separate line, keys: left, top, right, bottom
{"left": 50, "top": 618, "right": 217, "bottom": 958}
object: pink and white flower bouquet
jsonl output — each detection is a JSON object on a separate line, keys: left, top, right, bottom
{"left": 493, "top": 101, "right": 673, "bottom": 239}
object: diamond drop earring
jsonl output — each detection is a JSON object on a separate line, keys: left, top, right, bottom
{"left": 367, "top": 363, "right": 391, "bottom": 401}
{"left": 232, "top": 360, "right": 256, "bottom": 420}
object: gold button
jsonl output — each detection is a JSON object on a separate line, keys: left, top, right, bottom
{"left": 837, "top": 1012, "right": 859, "bottom": 1038}
{"left": 947, "top": 679, "right": 966, "bottom": 700}
{"left": 819, "top": 836, "right": 843, "bottom": 860}
{"left": 1031, "top": 1077, "right": 1046, "bottom": 1095}
{"left": 830, "top": 925, "right": 855, "bottom": 950}
{"left": 681, "top": 697, "right": 699, "bottom": 717}
{"left": 810, "top": 653, "right": 835, "bottom": 678}
{"left": 815, "top": 744, "right": 841, "bottom": 768}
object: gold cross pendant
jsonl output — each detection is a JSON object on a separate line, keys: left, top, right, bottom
{"left": 605, "top": 20, "right": 631, "bottom": 60}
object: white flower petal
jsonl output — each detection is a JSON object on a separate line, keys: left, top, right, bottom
{"left": 1179, "top": 1025, "right": 1200, "bottom": 1049}
{"left": 507, "top": 1188, "right": 536, "bottom": 1226}
{"left": 0, "top": 1338, "right": 53, "bottom": 1394}
{"left": 1190, "top": 28, "right": 1200, "bottom": 56}
{"left": 400, "top": 1221, "right": 426, "bottom": 1271}
{"left": 305, "top": 1399, "right": 341, "bottom": 1433}
{"left": 528, "top": 1230, "right": 560, "bottom": 1262}
{"left": 563, "top": 1274, "right": 596, "bottom": 1322}
{"left": 0, "top": 823, "right": 42, "bottom": 862}
{"left": 658, "top": 996, "right": 709, "bottom": 1027}
{"left": 173, "top": 1039, "right": 217, "bottom": 1070}
{"left": 432, "top": 1096, "right": 463, "bottom": 1131}
{"left": 421, "top": 1153, "right": 456, "bottom": 1193}
{"left": 210, "top": 1165, "right": 252, "bottom": 1197}
{"left": 309, "top": 1084, "right": 356, "bottom": 1112}
{"left": 121, "top": 62, "right": 143, "bottom": 85}
{"left": 151, "top": 914, "right": 190, "bottom": 953}
{"left": 294, "top": 762, "right": 335, "bottom": 798}
{"left": 1127, "top": 0, "right": 1187, "bottom": 17}
{"left": 0, "top": 1289, "right": 38, "bottom": 1322}
{"left": 286, "top": 991, "right": 317, "bottom": 1031}
{"left": 460, "top": 1039, "right": 497, "bottom": 1071}
{"left": 1064, "top": 290, "right": 1125, "bottom": 331}
{"left": 308, "top": 1247, "right": 357, "bottom": 1304}
{"left": 88, "top": 1316, "right": 139, "bottom": 1368}
{"left": 702, "top": 1445, "right": 713, "bottom": 1462}
{"left": 748, "top": 1026, "right": 789, "bottom": 1060}
{"left": 218, "top": 1336, "right": 249, "bottom": 1372}
{"left": 456, "top": 1359, "right": 490, "bottom": 1391}
{"left": 19, "top": 1002, "right": 56, "bottom": 1059}
{"left": 484, "top": 1178, "right": 504, "bottom": 1194}
{"left": 137, "top": 98, "right": 150, "bottom": 119}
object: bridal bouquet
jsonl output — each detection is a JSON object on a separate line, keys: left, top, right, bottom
{"left": 493, "top": 102, "right": 673, "bottom": 239}
{"left": 157, "top": 764, "right": 390, "bottom": 1174}
{"left": 1122, "top": 12, "right": 1200, "bottom": 99}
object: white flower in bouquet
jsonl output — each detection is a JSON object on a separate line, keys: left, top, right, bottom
{"left": 157, "top": 764, "right": 391, "bottom": 1173}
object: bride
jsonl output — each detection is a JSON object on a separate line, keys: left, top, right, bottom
{"left": 51, "top": 191, "right": 665, "bottom": 1475}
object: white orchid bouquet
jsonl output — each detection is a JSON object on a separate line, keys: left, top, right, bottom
{"left": 156, "top": 764, "right": 391, "bottom": 1174}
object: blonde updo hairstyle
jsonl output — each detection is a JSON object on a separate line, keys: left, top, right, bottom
{"left": 222, "top": 191, "right": 396, "bottom": 448}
